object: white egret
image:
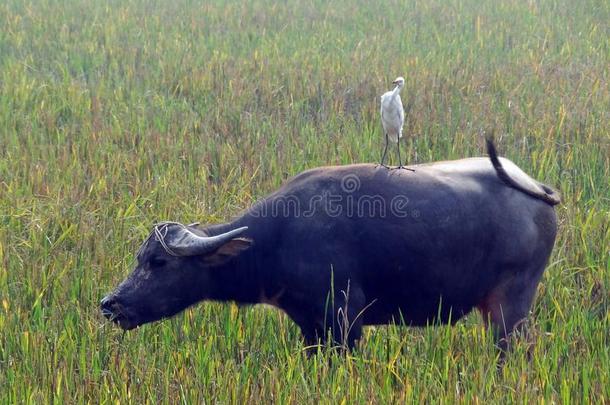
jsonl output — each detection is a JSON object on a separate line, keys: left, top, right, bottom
{"left": 380, "top": 76, "right": 411, "bottom": 170}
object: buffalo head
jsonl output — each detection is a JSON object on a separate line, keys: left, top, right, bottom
{"left": 100, "top": 222, "right": 252, "bottom": 330}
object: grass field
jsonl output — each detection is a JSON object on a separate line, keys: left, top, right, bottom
{"left": 1, "top": 0, "right": 609, "bottom": 402}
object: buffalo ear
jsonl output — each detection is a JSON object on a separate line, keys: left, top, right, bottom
{"left": 204, "top": 237, "right": 253, "bottom": 265}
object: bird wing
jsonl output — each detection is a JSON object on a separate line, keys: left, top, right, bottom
{"left": 385, "top": 95, "right": 404, "bottom": 124}
{"left": 394, "top": 94, "right": 405, "bottom": 125}
{"left": 380, "top": 91, "right": 391, "bottom": 130}
{"left": 380, "top": 91, "right": 405, "bottom": 135}
{"left": 380, "top": 91, "right": 391, "bottom": 112}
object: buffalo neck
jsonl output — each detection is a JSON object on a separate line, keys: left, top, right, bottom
{"left": 199, "top": 218, "right": 261, "bottom": 305}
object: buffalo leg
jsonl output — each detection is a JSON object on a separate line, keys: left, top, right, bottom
{"left": 324, "top": 285, "right": 366, "bottom": 351}
{"left": 284, "top": 308, "right": 325, "bottom": 354}
{"left": 300, "top": 324, "right": 326, "bottom": 356}
{"left": 288, "top": 284, "right": 366, "bottom": 352}
{"left": 477, "top": 266, "right": 545, "bottom": 353}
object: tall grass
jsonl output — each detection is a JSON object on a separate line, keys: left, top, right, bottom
{"left": 1, "top": 0, "right": 608, "bottom": 402}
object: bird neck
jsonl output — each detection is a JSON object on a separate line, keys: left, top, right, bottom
{"left": 392, "top": 84, "right": 403, "bottom": 98}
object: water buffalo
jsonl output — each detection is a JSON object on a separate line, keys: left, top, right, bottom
{"left": 101, "top": 140, "right": 559, "bottom": 351}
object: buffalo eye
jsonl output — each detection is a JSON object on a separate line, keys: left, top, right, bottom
{"left": 149, "top": 257, "right": 167, "bottom": 268}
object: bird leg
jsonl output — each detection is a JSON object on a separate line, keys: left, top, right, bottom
{"left": 378, "top": 133, "right": 390, "bottom": 168}
{"left": 392, "top": 136, "right": 415, "bottom": 171}
{"left": 397, "top": 135, "right": 403, "bottom": 168}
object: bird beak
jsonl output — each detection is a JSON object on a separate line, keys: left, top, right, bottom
{"left": 392, "top": 80, "right": 398, "bottom": 85}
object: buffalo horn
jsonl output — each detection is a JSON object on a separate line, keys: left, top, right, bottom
{"left": 165, "top": 225, "right": 248, "bottom": 256}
